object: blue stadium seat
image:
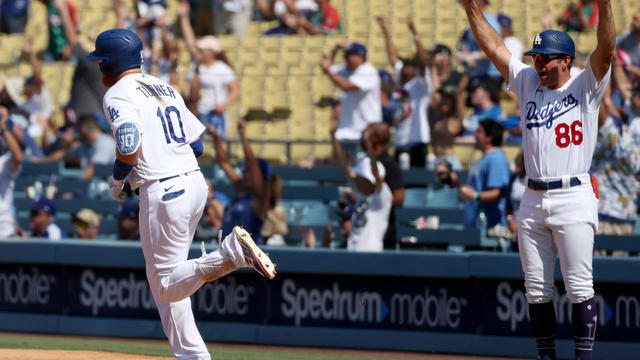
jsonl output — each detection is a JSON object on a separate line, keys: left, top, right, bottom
{"left": 403, "top": 188, "right": 429, "bottom": 208}
{"left": 426, "top": 188, "right": 461, "bottom": 208}
{"left": 281, "top": 200, "right": 329, "bottom": 226}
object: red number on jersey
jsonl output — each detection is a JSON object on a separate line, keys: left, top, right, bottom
{"left": 555, "top": 120, "right": 582, "bottom": 148}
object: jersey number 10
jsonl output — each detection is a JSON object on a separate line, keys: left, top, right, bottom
{"left": 157, "top": 106, "right": 186, "bottom": 144}
{"left": 555, "top": 120, "right": 583, "bottom": 148}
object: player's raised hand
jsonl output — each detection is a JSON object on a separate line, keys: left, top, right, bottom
{"left": 407, "top": 16, "right": 417, "bottom": 35}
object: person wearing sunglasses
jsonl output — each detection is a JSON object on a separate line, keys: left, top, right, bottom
{"left": 72, "top": 208, "right": 100, "bottom": 240}
{"left": 460, "top": 1, "right": 615, "bottom": 360}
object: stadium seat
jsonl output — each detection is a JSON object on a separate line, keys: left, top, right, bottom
{"left": 426, "top": 187, "right": 461, "bottom": 208}
{"left": 403, "top": 188, "right": 429, "bottom": 208}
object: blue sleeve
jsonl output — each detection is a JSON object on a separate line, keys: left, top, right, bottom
{"left": 190, "top": 138, "right": 203, "bottom": 158}
{"left": 485, "top": 153, "right": 510, "bottom": 190}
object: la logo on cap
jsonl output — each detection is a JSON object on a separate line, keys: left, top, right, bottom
{"left": 534, "top": 33, "right": 542, "bottom": 45}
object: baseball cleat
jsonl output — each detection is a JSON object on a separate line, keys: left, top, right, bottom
{"left": 233, "top": 226, "right": 277, "bottom": 279}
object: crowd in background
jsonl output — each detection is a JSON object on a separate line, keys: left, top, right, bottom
{"left": 0, "top": 0, "right": 638, "bottom": 253}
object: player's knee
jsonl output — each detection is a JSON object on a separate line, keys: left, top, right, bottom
{"left": 526, "top": 294, "right": 553, "bottom": 304}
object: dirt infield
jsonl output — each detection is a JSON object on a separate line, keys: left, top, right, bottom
{"left": 0, "top": 349, "right": 174, "bottom": 360}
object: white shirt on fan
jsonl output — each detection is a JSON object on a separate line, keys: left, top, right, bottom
{"left": 330, "top": 62, "right": 382, "bottom": 141}
{"left": 347, "top": 157, "right": 392, "bottom": 252}
{"left": 187, "top": 61, "right": 237, "bottom": 116}
{"left": 392, "top": 61, "right": 433, "bottom": 147}
{"left": 508, "top": 55, "right": 610, "bottom": 179}
{"left": 102, "top": 73, "right": 205, "bottom": 189}
{"left": 0, "top": 153, "right": 20, "bottom": 238}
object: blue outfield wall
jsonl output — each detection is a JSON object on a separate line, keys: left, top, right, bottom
{"left": 0, "top": 239, "right": 639, "bottom": 359}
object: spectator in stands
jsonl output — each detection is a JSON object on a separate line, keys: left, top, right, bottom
{"left": 376, "top": 16, "right": 433, "bottom": 168}
{"left": 320, "top": 42, "right": 381, "bottom": 160}
{"left": 0, "top": 75, "right": 43, "bottom": 158}
{"left": 378, "top": 69, "right": 396, "bottom": 126}
{"left": 211, "top": 0, "right": 252, "bottom": 36}
{"left": 590, "top": 84, "right": 640, "bottom": 237}
{"left": 41, "top": 0, "right": 78, "bottom": 62}
{"left": 180, "top": 4, "right": 240, "bottom": 138}
{"left": 117, "top": 202, "right": 140, "bottom": 241}
{"left": 27, "top": 196, "right": 66, "bottom": 240}
{"left": 363, "top": 122, "right": 404, "bottom": 249}
{"left": 616, "top": 9, "right": 640, "bottom": 82}
{"left": 330, "top": 105, "right": 392, "bottom": 252}
{"left": 0, "top": 106, "right": 23, "bottom": 239}
{"left": 506, "top": 151, "right": 526, "bottom": 244}
{"left": 256, "top": 0, "right": 318, "bottom": 35}
{"left": 457, "top": 0, "right": 503, "bottom": 88}
{"left": 0, "top": 0, "right": 30, "bottom": 34}
{"left": 430, "top": 84, "right": 464, "bottom": 171}
{"left": 497, "top": 13, "right": 524, "bottom": 61}
{"left": 460, "top": 76, "right": 505, "bottom": 139}
{"left": 208, "top": 119, "right": 277, "bottom": 245}
{"left": 21, "top": 40, "right": 54, "bottom": 144}
{"left": 72, "top": 208, "right": 100, "bottom": 240}
{"left": 296, "top": 0, "right": 341, "bottom": 35}
{"left": 134, "top": 0, "right": 167, "bottom": 53}
{"left": 261, "top": 174, "right": 288, "bottom": 246}
{"left": 449, "top": 119, "right": 510, "bottom": 231}
{"left": 65, "top": 114, "right": 116, "bottom": 180}
{"left": 429, "top": 44, "right": 462, "bottom": 100}
{"left": 557, "top": 0, "right": 599, "bottom": 33}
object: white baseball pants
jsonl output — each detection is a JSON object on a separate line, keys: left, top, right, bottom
{"left": 517, "top": 183, "right": 597, "bottom": 304}
{"left": 138, "top": 171, "right": 247, "bottom": 360}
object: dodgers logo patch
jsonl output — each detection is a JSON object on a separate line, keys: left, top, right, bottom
{"left": 116, "top": 122, "right": 141, "bottom": 155}
{"left": 534, "top": 33, "right": 542, "bottom": 45}
{"left": 108, "top": 106, "right": 120, "bottom": 121}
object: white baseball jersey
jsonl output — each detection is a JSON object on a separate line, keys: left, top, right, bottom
{"left": 0, "top": 153, "right": 19, "bottom": 238}
{"left": 102, "top": 73, "right": 205, "bottom": 189}
{"left": 508, "top": 55, "right": 610, "bottom": 179}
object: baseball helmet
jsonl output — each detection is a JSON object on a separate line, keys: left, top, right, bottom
{"left": 86, "top": 28, "right": 143, "bottom": 77}
{"left": 524, "top": 30, "right": 575, "bottom": 59}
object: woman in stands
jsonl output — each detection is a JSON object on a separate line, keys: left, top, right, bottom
{"left": 179, "top": 1, "right": 240, "bottom": 138}
{"left": 208, "top": 119, "right": 284, "bottom": 245}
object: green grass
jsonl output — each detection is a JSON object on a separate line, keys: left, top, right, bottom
{"left": 0, "top": 333, "right": 416, "bottom": 359}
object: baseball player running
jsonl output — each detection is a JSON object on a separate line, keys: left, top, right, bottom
{"left": 459, "top": 1, "right": 614, "bottom": 359}
{"left": 87, "top": 29, "right": 276, "bottom": 360}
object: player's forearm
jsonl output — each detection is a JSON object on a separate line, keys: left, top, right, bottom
{"left": 325, "top": 71, "right": 359, "bottom": 91}
{"left": 330, "top": 133, "right": 351, "bottom": 179}
{"left": 591, "top": 0, "right": 615, "bottom": 80}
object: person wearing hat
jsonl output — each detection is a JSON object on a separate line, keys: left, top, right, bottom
{"left": 0, "top": 105, "right": 23, "bottom": 239}
{"left": 497, "top": 13, "right": 523, "bottom": 61}
{"left": 72, "top": 208, "right": 100, "bottom": 239}
{"left": 116, "top": 202, "right": 140, "bottom": 241}
{"left": 457, "top": 0, "right": 503, "bottom": 89}
{"left": 180, "top": 5, "right": 239, "bottom": 139}
{"left": 460, "top": 0, "right": 615, "bottom": 358}
{"left": 28, "top": 196, "right": 66, "bottom": 240}
{"left": 208, "top": 119, "right": 279, "bottom": 245}
{"left": 461, "top": 76, "right": 505, "bottom": 137}
{"left": 615, "top": 9, "right": 640, "bottom": 83}
{"left": 320, "top": 41, "right": 381, "bottom": 157}
{"left": 329, "top": 105, "right": 392, "bottom": 252}
{"left": 376, "top": 15, "right": 434, "bottom": 168}
{"left": 557, "top": 0, "right": 599, "bottom": 33}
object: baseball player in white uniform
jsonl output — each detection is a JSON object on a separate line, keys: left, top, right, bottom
{"left": 87, "top": 29, "right": 276, "bottom": 360}
{"left": 460, "top": 1, "right": 614, "bottom": 359}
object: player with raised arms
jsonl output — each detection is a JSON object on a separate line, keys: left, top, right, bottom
{"left": 87, "top": 28, "right": 276, "bottom": 360}
{"left": 459, "top": 1, "right": 614, "bottom": 359}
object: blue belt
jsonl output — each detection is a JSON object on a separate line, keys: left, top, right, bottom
{"left": 527, "top": 177, "right": 581, "bottom": 191}
{"left": 158, "top": 169, "right": 199, "bottom": 183}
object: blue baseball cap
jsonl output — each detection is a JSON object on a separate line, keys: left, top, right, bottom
{"left": 30, "top": 196, "right": 57, "bottom": 216}
{"left": 345, "top": 42, "right": 367, "bottom": 58}
{"left": 117, "top": 202, "right": 139, "bottom": 219}
{"left": 497, "top": 13, "right": 512, "bottom": 28}
{"left": 524, "top": 30, "right": 575, "bottom": 59}
{"left": 378, "top": 69, "right": 393, "bottom": 84}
